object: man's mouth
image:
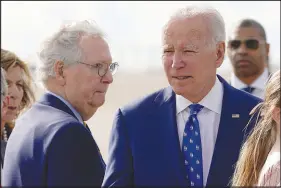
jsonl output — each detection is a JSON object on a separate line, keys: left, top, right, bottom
{"left": 96, "top": 91, "right": 106, "bottom": 94}
{"left": 236, "top": 60, "right": 251, "bottom": 66}
{"left": 172, "top": 76, "right": 192, "bottom": 80}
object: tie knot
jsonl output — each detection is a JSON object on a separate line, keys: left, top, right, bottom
{"left": 242, "top": 86, "right": 255, "bottom": 94}
{"left": 189, "top": 104, "right": 204, "bottom": 115}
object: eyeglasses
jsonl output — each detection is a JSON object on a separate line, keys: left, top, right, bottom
{"left": 78, "top": 61, "right": 119, "bottom": 77}
{"left": 228, "top": 39, "right": 262, "bottom": 50}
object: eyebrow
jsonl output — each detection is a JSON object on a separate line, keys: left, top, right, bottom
{"left": 6, "top": 79, "right": 24, "bottom": 84}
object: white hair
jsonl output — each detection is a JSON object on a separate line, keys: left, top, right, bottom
{"left": 166, "top": 5, "right": 226, "bottom": 47}
{"left": 1, "top": 67, "right": 8, "bottom": 107}
{"left": 37, "top": 20, "right": 106, "bottom": 85}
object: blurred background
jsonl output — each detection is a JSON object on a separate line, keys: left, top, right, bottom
{"left": 1, "top": 1, "right": 280, "bottom": 162}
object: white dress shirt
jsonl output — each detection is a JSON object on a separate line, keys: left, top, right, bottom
{"left": 230, "top": 68, "right": 269, "bottom": 99}
{"left": 46, "top": 91, "right": 84, "bottom": 124}
{"left": 176, "top": 77, "right": 223, "bottom": 186}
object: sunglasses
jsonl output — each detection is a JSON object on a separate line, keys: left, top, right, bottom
{"left": 228, "top": 39, "right": 261, "bottom": 50}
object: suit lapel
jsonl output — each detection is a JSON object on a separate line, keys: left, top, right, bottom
{"left": 206, "top": 75, "right": 246, "bottom": 186}
{"left": 38, "top": 93, "right": 93, "bottom": 136}
{"left": 39, "top": 93, "right": 106, "bottom": 168}
{"left": 152, "top": 87, "right": 188, "bottom": 184}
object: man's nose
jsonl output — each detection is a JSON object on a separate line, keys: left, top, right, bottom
{"left": 102, "top": 70, "right": 113, "bottom": 84}
{"left": 172, "top": 52, "right": 185, "bottom": 69}
{"left": 237, "top": 43, "right": 249, "bottom": 55}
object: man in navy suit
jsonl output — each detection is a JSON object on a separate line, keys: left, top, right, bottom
{"left": 103, "top": 6, "right": 262, "bottom": 187}
{"left": 2, "top": 20, "right": 119, "bottom": 186}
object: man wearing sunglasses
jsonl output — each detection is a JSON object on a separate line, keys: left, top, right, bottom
{"left": 227, "top": 19, "right": 271, "bottom": 99}
{"left": 2, "top": 20, "right": 118, "bottom": 187}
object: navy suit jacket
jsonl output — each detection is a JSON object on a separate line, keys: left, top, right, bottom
{"left": 102, "top": 75, "right": 262, "bottom": 187}
{"left": 2, "top": 93, "right": 105, "bottom": 186}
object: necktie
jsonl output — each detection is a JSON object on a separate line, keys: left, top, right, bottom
{"left": 182, "top": 104, "right": 204, "bottom": 187}
{"left": 242, "top": 86, "right": 255, "bottom": 94}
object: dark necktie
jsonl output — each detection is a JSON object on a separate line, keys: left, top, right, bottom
{"left": 182, "top": 104, "right": 204, "bottom": 187}
{"left": 242, "top": 86, "right": 255, "bottom": 94}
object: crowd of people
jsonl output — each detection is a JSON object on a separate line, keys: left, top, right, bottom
{"left": 1, "top": 5, "right": 280, "bottom": 187}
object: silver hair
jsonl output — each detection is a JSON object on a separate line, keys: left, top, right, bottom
{"left": 37, "top": 20, "right": 106, "bottom": 86}
{"left": 166, "top": 5, "right": 226, "bottom": 47}
{"left": 1, "top": 67, "right": 8, "bottom": 107}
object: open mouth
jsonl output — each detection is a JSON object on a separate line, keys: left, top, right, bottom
{"left": 172, "top": 76, "right": 192, "bottom": 80}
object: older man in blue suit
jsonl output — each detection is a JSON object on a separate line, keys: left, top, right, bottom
{"left": 103, "top": 6, "right": 262, "bottom": 187}
{"left": 2, "top": 20, "right": 119, "bottom": 186}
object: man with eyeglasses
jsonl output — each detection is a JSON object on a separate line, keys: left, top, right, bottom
{"left": 227, "top": 19, "right": 271, "bottom": 99}
{"left": 2, "top": 20, "right": 118, "bottom": 187}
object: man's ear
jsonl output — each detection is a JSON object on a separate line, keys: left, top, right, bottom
{"left": 215, "top": 41, "right": 225, "bottom": 68}
{"left": 266, "top": 43, "right": 270, "bottom": 57}
{"left": 53, "top": 61, "right": 66, "bottom": 85}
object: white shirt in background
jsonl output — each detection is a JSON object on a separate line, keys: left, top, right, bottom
{"left": 230, "top": 68, "right": 269, "bottom": 99}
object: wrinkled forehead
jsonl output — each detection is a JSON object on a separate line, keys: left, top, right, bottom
{"left": 79, "top": 35, "right": 112, "bottom": 63}
{"left": 162, "top": 16, "right": 209, "bottom": 45}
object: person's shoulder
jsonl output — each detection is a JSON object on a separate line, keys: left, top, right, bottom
{"left": 229, "top": 84, "right": 262, "bottom": 105}
{"left": 15, "top": 101, "right": 85, "bottom": 138}
{"left": 220, "top": 74, "right": 262, "bottom": 105}
{"left": 18, "top": 101, "right": 77, "bottom": 123}
{"left": 119, "top": 87, "right": 171, "bottom": 114}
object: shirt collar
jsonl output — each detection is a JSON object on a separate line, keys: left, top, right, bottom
{"left": 176, "top": 76, "right": 223, "bottom": 115}
{"left": 46, "top": 90, "right": 84, "bottom": 124}
{"left": 231, "top": 68, "right": 269, "bottom": 90}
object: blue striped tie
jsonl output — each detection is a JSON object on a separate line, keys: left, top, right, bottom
{"left": 182, "top": 104, "right": 204, "bottom": 187}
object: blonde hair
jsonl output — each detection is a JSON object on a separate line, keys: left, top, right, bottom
{"left": 1, "top": 49, "right": 35, "bottom": 120}
{"left": 231, "top": 70, "right": 280, "bottom": 186}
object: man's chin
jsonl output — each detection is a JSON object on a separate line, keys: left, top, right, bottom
{"left": 236, "top": 69, "right": 257, "bottom": 77}
{"left": 171, "top": 86, "right": 188, "bottom": 96}
{"left": 89, "top": 99, "right": 105, "bottom": 108}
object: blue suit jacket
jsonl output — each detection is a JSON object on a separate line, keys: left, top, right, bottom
{"left": 2, "top": 93, "right": 105, "bottom": 186}
{"left": 102, "top": 75, "right": 262, "bottom": 187}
